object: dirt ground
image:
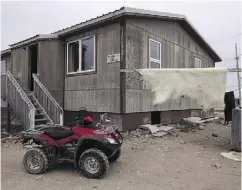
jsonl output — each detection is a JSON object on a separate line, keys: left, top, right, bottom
{"left": 1, "top": 122, "right": 241, "bottom": 190}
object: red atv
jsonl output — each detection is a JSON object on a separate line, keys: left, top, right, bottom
{"left": 22, "top": 108, "right": 123, "bottom": 179}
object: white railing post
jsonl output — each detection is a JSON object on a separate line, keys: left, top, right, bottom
{"left": 60, "top": 111, "right": 64, "bottom": 125}
{"left": 29, "top": 109, "right": 35, "bottom": 129}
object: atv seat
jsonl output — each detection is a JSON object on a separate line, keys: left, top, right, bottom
{"left": 43, "top": 127, "right": 74, "bottom": 140}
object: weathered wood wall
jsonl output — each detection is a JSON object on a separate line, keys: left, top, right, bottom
{"left": 10, "top": 40, "right": 65, "bottom": 107}
{"left": 38, "top": 40, "right": 65, "bottom": 107}
{"left": 125, "top": 18, "right": 215, "bottom": 113}
{"left": 64, "top": 23, "right": 121, "bottom": 112}
{"left": 11, "top": 47, "right": 29, "bottom": 90}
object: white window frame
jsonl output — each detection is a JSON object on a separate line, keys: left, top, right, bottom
{"left": 149, "top": 38, "right": 161, "bottom": 69}
{"left": 66, "top": 35, "right": 96, "bottom": 74}
{"left": 195, "top": 57, "right": 201, "bottom": 68}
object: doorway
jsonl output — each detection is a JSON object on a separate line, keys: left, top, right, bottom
{"left": 151, "top": 111, "right": 161, "bottom": 125}
{"left": 29, "top": 44, "right": 38, "bottom": 91}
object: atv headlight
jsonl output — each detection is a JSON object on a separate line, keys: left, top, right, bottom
{"left": 106, "top": 138, "right": 118, "bottom": 144}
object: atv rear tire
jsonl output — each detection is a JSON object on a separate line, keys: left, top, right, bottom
{"left": 23, "top": 148, "right": 49, "bottom": 174}
{"left": 79, "top": 148, "right": 109, "bottom": 179}
{"left": 108, "top": 149, "right": 121, "bottom": 162}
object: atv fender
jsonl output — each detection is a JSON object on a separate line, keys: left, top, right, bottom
{"left": 74, "top": 135, "right": 110, "bottom": 169}
{"left": 22, "top": 134, "right": 48, "bottom": 146}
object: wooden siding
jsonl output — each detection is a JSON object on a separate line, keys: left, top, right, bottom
{"left": 125, "top": 18, "right": 215, "bottom": 113}
{"left": 38, "top": 40, "right": 65, "bottom": 107}
{"left": 10, "top": 40, "right": 65, "bottom": 107}
{"left": 64, "top": 23, "right": 121, "bottom": 112}
{"left": 11, "top": 47, "right": 29, "bottom": 90}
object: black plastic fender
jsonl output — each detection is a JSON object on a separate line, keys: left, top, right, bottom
{"left": 73, "top": 135, "right": 110, "bottom": 169}
{"left": 22, "top": 134, "right": 49, "bottom": 146}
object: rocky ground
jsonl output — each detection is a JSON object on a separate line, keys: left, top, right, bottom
{"left": 1, "top": 120, "right": 241, "bottom": 190}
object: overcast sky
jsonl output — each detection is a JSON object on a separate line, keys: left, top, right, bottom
{"left": 1, "top": 1, "right": 241, "bottom": 97}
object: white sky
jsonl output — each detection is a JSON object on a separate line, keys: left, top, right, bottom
{"left": 1, "top": 0, "right": 241, "bottom": 97}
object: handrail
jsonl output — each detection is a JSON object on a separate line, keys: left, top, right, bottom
{"left": 7, "top": 71, "right": 36, "bottom": 110}
{"left": 2, "top": 71, "right": 36, "bottom": 129}
{"left": 33, "top": 73, "right": 63, "bottom": 125}
{"left": 32, "top": 95, "right": 54, "bottom": 124}
{"left": 32, "top": 74, "right": 63, "bottom": 112}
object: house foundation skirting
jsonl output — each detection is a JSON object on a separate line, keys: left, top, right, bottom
{"left": 64, "top": 109, "right": 209, "bottom": 131}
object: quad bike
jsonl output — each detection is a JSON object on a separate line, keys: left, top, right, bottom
{"left": 22, "top": 108, "right": 123, "bottom": 179}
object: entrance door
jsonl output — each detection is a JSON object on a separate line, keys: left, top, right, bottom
{"left": 29, "top": 44, "right": 38, "bottom": 91}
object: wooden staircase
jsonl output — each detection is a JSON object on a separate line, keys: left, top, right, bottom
{"left": 26, "top": 92, "right": 53, "bottom": 126}
{"left": 1, "top": 71, "right": 63, "bottom": 130}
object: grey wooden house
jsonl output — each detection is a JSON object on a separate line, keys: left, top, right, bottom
{"left": 1, "top": 7, "right": 221, "bottom": 131}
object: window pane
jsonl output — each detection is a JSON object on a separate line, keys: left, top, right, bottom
{"left": 81, "top": 37, "right": 94, "bottom": 71}
{"left": 1, "top": 60, "right": 6, "bottom": 73}
{"left": 68, "top": 41, "right": 79, "bottom": 73}
{"left": 150, "top": 61, "right": 160, "bottom": 68}
{"left": 150, "top": 40, "right": 160, "bottom": 60}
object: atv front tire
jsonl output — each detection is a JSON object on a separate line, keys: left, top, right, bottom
{"left": 108, "top": 149, "right": 121, "bottom": 162}
{"left": 79, "top": 148, "right": 109, "bottom": 179}
{"left": 23, "top": 148, "right": 49, "bottom": 174}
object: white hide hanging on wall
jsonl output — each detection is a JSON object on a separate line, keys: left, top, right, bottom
{"left": 136, "top": 68, "right": 227, "bottom": 111}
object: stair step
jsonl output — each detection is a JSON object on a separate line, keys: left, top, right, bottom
{"left": 35, "top": 109, "right": 44, "bottom": 114}
{"left": 33, "top": 103, "right": 40, "bottom": 109}
{"left": 35, "top": 113, "right": 45, "bottom": 119}
{"left": 26, "top": 92, "right": 34, "bottom": 96}
{"left": 27, "top": 95, "right": 34, "bottom": 101}
{"left": 35, "top": 118, "right": 49, "bottom": 125}
{"left": 35, "top": 123, "right": 52, "bottom": 128}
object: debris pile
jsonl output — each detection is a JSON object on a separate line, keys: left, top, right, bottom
{"left": 221, "top": 151, "right": 241, "bottom": 162}
{"left": 182, "top": 116, "right": 220, "bottom": 127}
{"left": 1, "top": 128, "right": 22, "bottom": 144}
{"left": 121, "top": 124, "right": 176, "bottom": 139}
{"left": 121, "top": 115, "right": 224, "bottom": 140}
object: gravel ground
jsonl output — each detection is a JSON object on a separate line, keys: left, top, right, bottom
{"left": 1, "top": 123, "right": 241, "bottom": 190}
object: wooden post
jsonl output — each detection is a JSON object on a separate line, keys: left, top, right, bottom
{"left": 231, "top": 108, "right": 241, "bottom": 152}
{"left": 235, "top": 44, "right": 241, "bottom": 106}
{"left": 6, "top": 102, "right": 11, "bottom": 134}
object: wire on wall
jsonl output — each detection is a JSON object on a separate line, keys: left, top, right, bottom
{"left": 126, "top": 21, "right": 212, "bottom": 61}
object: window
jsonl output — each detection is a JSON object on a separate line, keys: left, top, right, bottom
{"left": 149, "top": 39, "right": 161, "bottom": 68}
{"left": 195, "top": 57, "right": 201, "bottom": 68}
{"left": 67, "top": 36, "right": 95, "bottom": 74}
{"left": 1, "top": 60, "right": 6, "bottom": 73}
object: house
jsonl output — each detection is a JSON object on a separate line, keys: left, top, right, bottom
{"left": 1, "top": 7, "right": 221, "bottom": 131}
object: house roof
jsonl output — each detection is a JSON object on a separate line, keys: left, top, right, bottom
{"left": 53, "top": 7, "right": 185, "bottom": 36}
{"left": 1, "top": 48, "right": 11, "bottom": 58}
{"left": 53, "top": 7, "right": 221, "bottom": 62}
{"left": 5, "top": 7, "right": 221, "bottom": 62}
{"left": 10, "top": 34, "right": 59, "bottom": 49}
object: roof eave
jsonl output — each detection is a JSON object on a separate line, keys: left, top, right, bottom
{"left": 180, "top": 19, "right": 222, "bottom": 62}
{"left": 10, "top": 34, "right": 59, "bottom": 49}
{"left": 55, "top": 8, "right": 126, "bottom": 36}
{"left": 1, "top": 49, "right": 11, "bottom": 58}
